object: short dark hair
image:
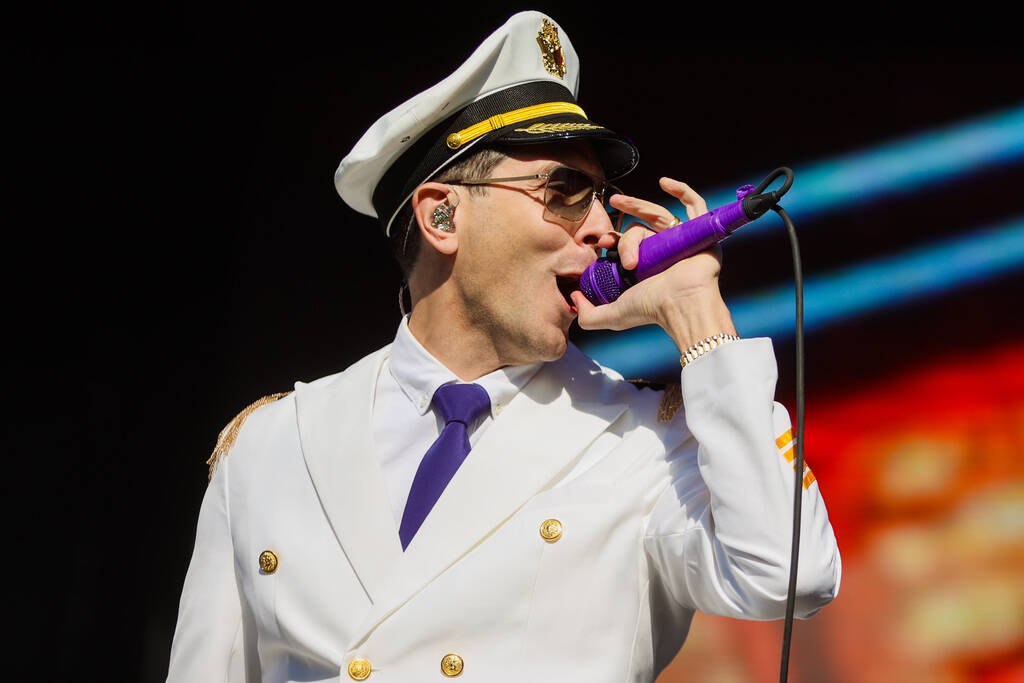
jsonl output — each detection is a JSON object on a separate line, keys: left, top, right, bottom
{"left": 389, "top": 146, "right": 509, "bottom": 278}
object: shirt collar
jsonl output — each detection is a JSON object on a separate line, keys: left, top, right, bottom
{"left": 388, "top": 316, "right": 542, "bottom": 418}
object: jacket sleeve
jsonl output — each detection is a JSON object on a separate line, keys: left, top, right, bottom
{"left": 642, "top": 338, "right": 841, "bottom": 619}
{"left": 167, "top": 456, "right": 252, "bottom": 682}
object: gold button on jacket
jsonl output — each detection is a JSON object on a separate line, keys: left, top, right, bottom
{"left": 258, "top": 550, "right": 279, "bottom": 574}
{"left": 440, "top": 653, "right": 464, "bottom": 677}
{"left": 539, "top": 518, "right": 563, "bottom": 542}
{"left": 348, "top": 657, "right": 372, "bottom": 680}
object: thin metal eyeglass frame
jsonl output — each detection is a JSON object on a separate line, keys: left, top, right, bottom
{"left": 445, "top": 168, "right": 624, "bottom": 230}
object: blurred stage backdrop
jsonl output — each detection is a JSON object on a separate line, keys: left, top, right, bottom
{"left": 22, "top": 8, "right": 1022, "bottom": 682}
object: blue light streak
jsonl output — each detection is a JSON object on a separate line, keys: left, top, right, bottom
{"left": 579, "top": 217, "right": 1024, "bottom": 378}
{"left": 657, "top": 104, "right": 1024, "bottom": 236}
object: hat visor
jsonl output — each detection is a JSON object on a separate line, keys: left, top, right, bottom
{"left": 487, "top": 114, "right": 639, "bottom": 181}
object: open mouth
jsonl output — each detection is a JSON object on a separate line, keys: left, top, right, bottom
{"left": 555, "top": 274, "right": 580, "bottom": 312}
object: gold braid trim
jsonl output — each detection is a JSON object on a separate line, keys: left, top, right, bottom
{"left": 207, "top": 392, "right": 292, "bottom": 480}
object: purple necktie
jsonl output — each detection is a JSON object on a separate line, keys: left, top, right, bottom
{"left": 399, "top": 383, "right": 491, "bottom": 550}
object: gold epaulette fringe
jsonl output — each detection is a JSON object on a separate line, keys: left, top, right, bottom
{"left": 627, "top": 380, "right": 683, "bottom": 423}
{"left": 207, "top": 392, "right": 292, "bottom": 480}
{"left": 657, "top": 384, "right": 683, "bottom": 423}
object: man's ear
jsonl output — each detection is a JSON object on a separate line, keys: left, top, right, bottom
{"left": 412, "top": 182, "right": 461, "bottom": 256}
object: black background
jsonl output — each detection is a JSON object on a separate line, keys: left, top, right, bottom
{"left": 8, "top": 8, "right": 1022, "bottom": 679}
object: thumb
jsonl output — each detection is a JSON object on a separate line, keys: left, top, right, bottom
{"left": 571, "top": 291, "right": 621, "bottom": 331}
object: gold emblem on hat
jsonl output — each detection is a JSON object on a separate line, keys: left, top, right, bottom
{"left": 537, "top": 19, "right": 567, "bottom": 78}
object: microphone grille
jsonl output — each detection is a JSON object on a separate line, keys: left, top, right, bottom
{"left": 580, "top": 258, "right": 623, "bottom": 305}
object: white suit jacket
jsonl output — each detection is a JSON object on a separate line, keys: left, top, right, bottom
{"left": 168, "top": 339, "right": 841, "bottom": 682}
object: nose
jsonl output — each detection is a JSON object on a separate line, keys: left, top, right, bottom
{"left": 573, "top": 198, "right": 616, "bottom": 248}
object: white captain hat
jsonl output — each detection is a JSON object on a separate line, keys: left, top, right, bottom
{"left": 334, "top": 10, "right": 639, "bottom": 235}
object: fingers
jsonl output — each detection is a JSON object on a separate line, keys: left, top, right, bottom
{"left": 608, "top": 178, "right": 707, "bottom": 270}
{"left": 659, "top": 177, "right": 708, "bottom": 220}
{"left": 609, "top": 193, "right": 679, "bottom": 232}
{"left": 607, "top": 192, "right": 672, "bottom": 271}
{"left": 616, "top": 222, "right": 655, "bottom": 270}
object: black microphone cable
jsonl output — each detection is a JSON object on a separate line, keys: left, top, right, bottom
{"left": 750, "top": 167, "right": 804, "bottom": 683}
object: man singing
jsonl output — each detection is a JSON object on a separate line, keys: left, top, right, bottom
{"left": 168, "top": 11, "right": 840, "bottom": 682}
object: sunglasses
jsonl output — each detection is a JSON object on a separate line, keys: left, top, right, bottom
{"left": 446, "top": 166, "right": 624, "bottom": 230}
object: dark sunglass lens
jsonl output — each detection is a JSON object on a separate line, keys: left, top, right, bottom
{"left": 545, "top": 167, "right": 596, "bottom": 220}
{"left": 604, "top": 187, "right": 624, "bottom": 230}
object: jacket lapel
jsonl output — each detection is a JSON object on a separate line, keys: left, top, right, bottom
{"left": 293, "top": 347, "right": 404, "bottom": 604}
{"left": 349, "top": 344, "right": 627, "bottom": 645}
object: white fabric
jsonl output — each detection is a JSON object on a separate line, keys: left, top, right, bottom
{"left": 168, "top": 337, "right": 841, "bottom": 683}
{"left": 372, "top": 316, "right": 541, "bottom": 525}
{"left": 335, "top": 10, "right": 581, "bottom": 218}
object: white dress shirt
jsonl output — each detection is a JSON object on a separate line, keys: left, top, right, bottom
{"left": 371, "top": 316, "right": 542, "bottom": 526}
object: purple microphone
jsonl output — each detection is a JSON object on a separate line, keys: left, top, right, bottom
{"left": 579, "top": 183, "right": 780, "bottom": 305}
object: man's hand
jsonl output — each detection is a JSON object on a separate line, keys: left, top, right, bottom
{"left": 571, "top": 178, "right": 738, "bottom": 353}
